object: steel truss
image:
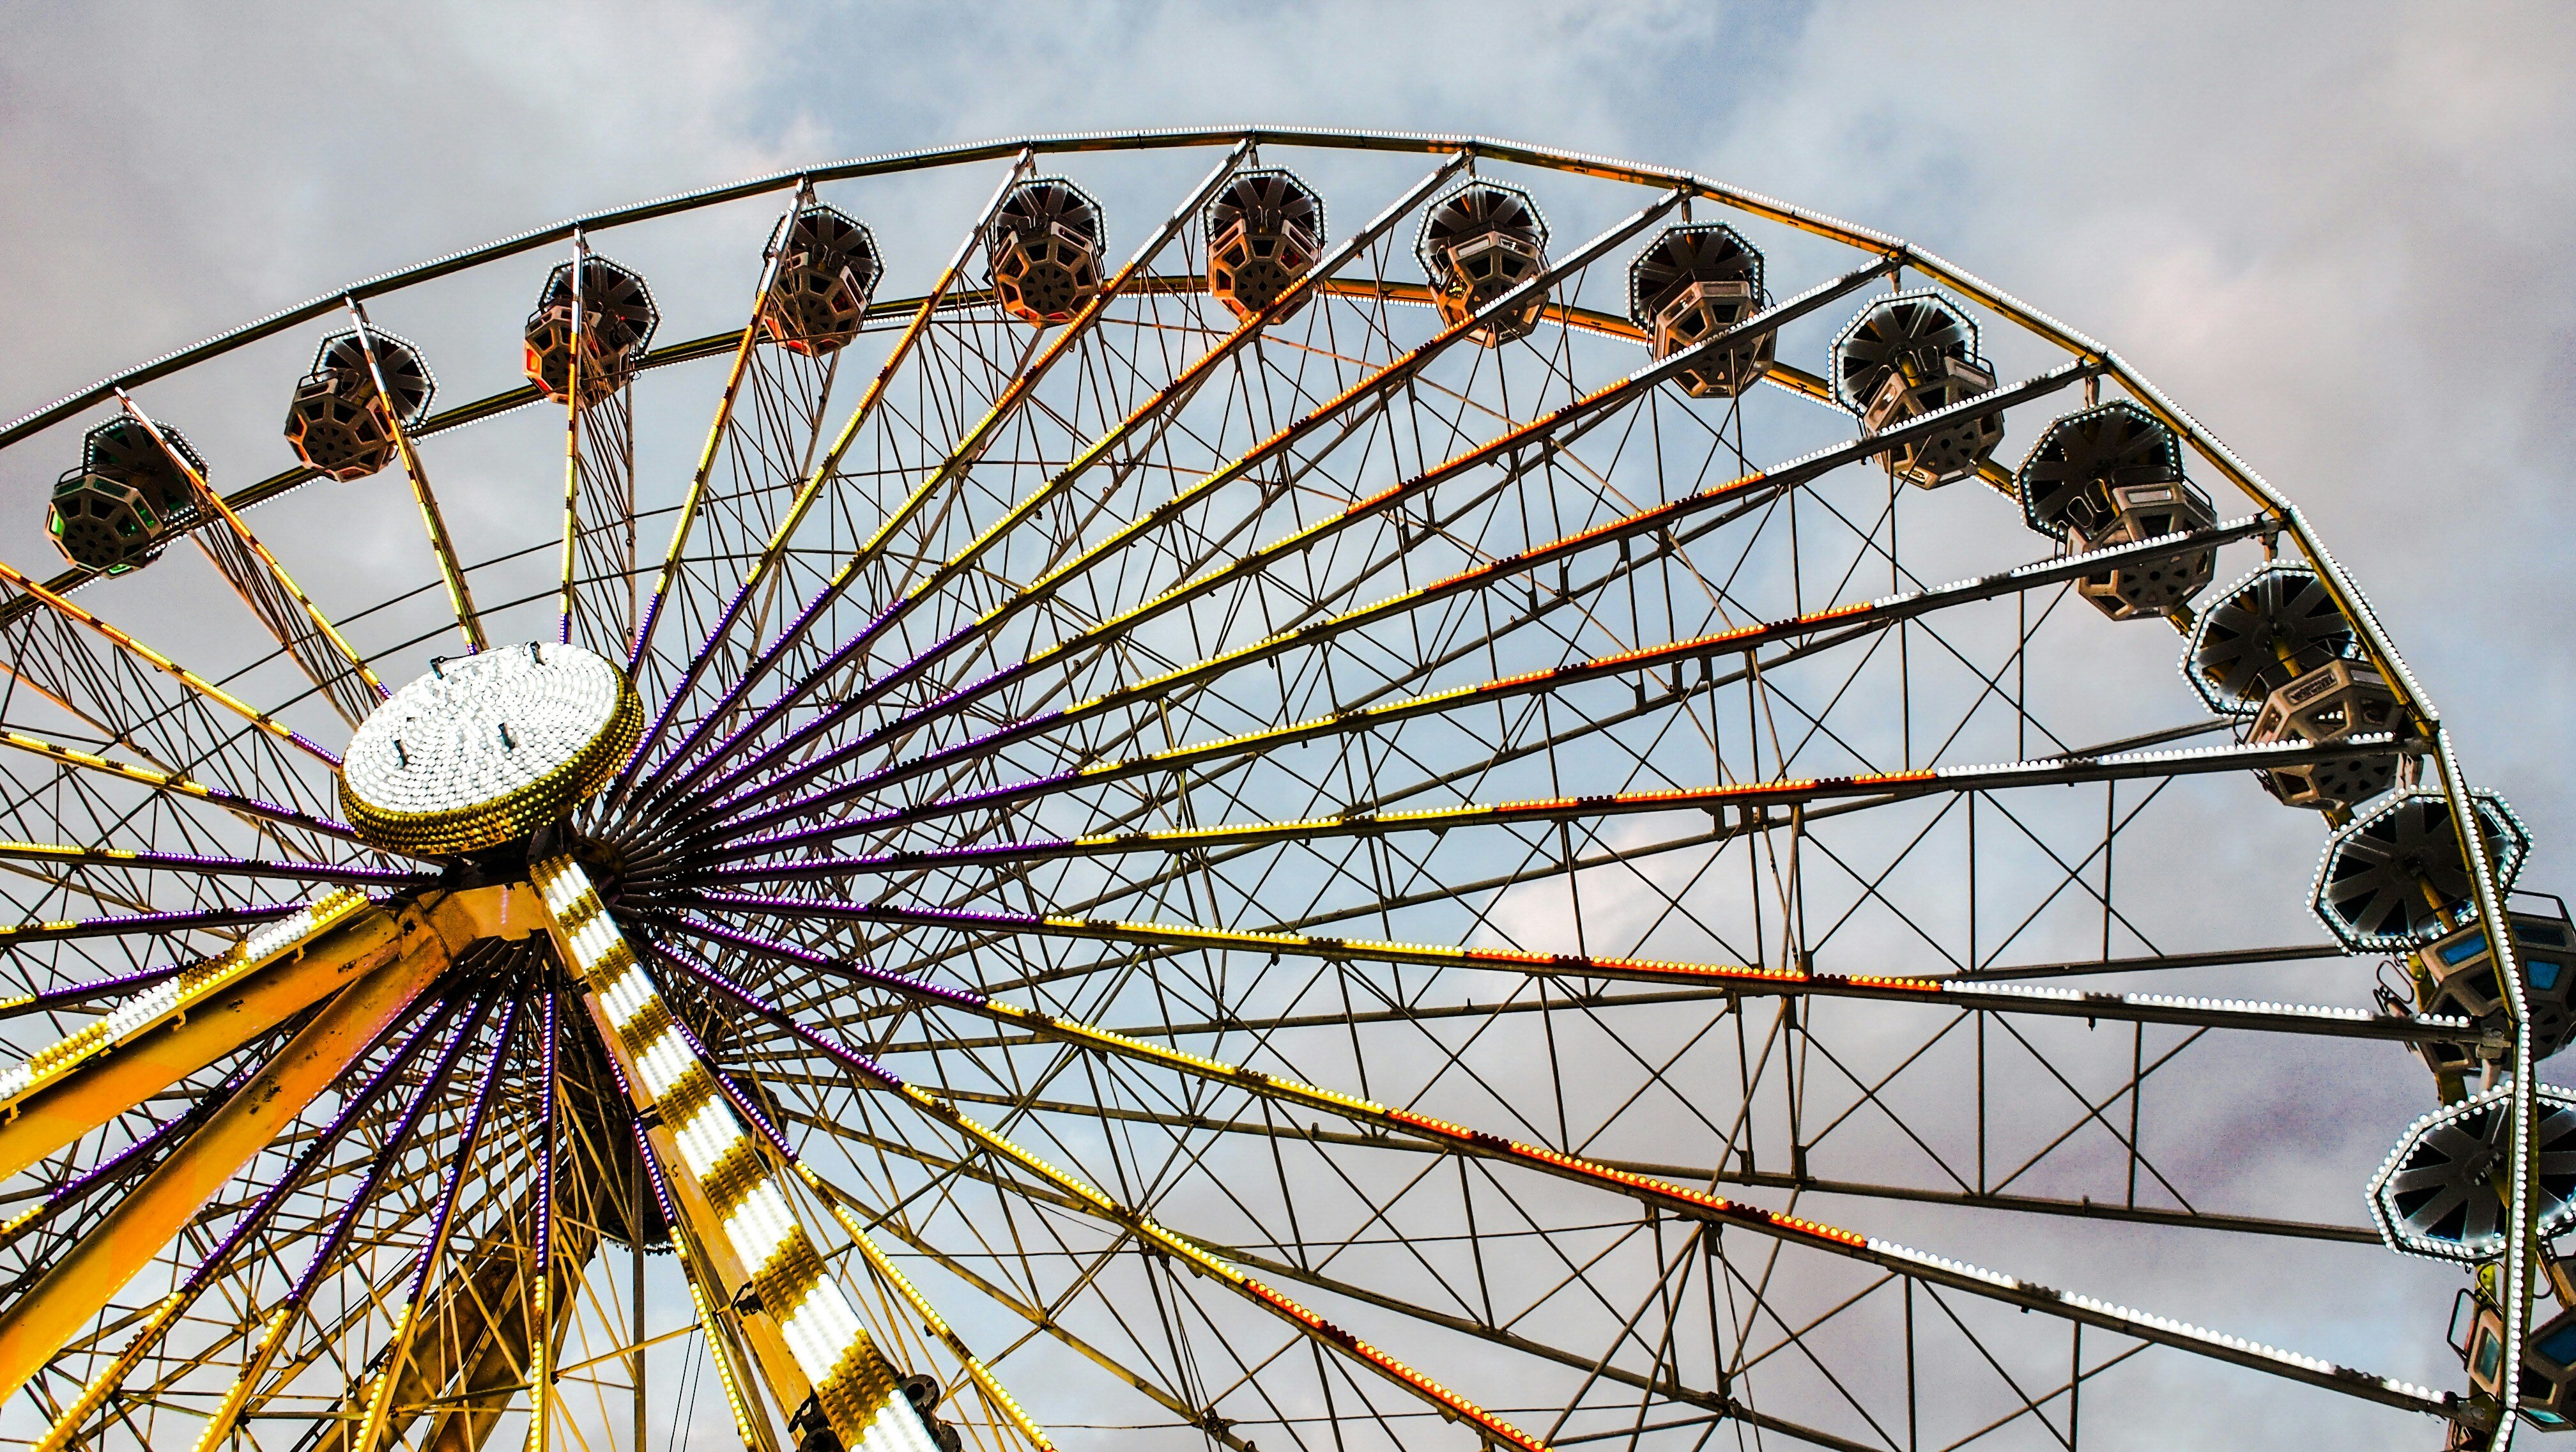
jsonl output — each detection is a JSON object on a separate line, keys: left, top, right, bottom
{"left": 0, "top": 127, "right": 2522, "bottom": 1452}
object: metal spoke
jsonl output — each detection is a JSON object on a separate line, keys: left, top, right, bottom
{"left": 0, "top": 725, "right": 360, "bottom": 844}
{"left": 0, "top": 128, "right": 2517, "bottom": 1451}
{"left": 665, "top": 357, "right": 2090, "bottom": 854}
{"left": 670, "top": 931, "right": 2452, "bottom": 1423}
{"left": 656, "top": 155, "right": 1478, "bottom": 820}
{"left": 0, "top": 558, "right": 344, "bottom": 769}
{"left": 347, "top": 298, "right": 488, "bottom": 654}
{"left": 614, "top": 148, "right": 1038, "bottom": 810}
{"left": 660, "top": 189, "right": 1781, "bottom": 827}
{"left": 624, "top": 188, "right": 813, "bottom": 686}
{"left": 0, "top": 841, "right": 425, "bottom": 890}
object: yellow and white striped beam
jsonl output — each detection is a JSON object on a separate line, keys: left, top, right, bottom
{"left": 655, "top": 927, "right": 2450, "bottom": 1427}
{"left": 645, "top": 939, "right": 1547, "bottom": 1451}
{"left": 529, "top": 855, "right": 940, "bottom": 1452}
{"left": 0, "top": 890, "right": 383, "bottom": 1181}
{"left": 672, "top": 1021, "right": 1055, "bottom": 1452}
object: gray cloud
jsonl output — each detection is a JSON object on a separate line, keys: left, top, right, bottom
{"left": 3, "top": 2, "right": 2572, "bottom": 1448}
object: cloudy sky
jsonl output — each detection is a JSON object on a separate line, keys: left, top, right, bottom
{"left": 3, "top": 3, "right": 2573, "bottom": 1448}
{"left": 6, "top": 1, "right": 2569, "bottom": 804}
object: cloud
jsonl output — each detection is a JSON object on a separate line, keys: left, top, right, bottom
{"left": 3, "top": 1, "right": 2572, "bottom": 1447}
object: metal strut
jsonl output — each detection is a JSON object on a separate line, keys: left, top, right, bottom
{"left": 655, "top": 930, "right": 2456, "bottom": 1422}
{"left": 528, "top": 856, "right": 943, "bottom": 1452}
{"left": 347, "top": 298, "right": 489, "bottom": 653}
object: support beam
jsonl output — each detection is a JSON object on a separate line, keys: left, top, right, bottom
{"left": 642, "top": 936, "right": 1551, "bottom": 1451}
{"left": 334, "top": 1188, "right": 604, "bottom": 1452}
{"left": 10, "top": 982, "right": 459, "bottom": 1439}
{"left": 344, "top": 996, "right": 519, "bottom": 1452}
{"left": 629, "top": 1119, "right": 785, "bottom": 1452}
{"left": 0, "top": 555, "right": 344, "bottom": 767}
{"left": 666, "top": 153, "right": 1476, "bottom": 815}
{"left": 528, "top": 855, "right": 942, "bottom": 1452}
{"left": 0, "top": 890, "right": 381, "bottom": 1180}
{"left": 183, "top": 991, "right": 494, "bottom": 1452}
{"left": 649, "top": 863, "right": 2458, "bottom": 1045}
{"left": 0, "top": 1062, "right": 254, "bottom": 1269}
{"left": 0, "top": 884, "right": 519, "bottom": 1398}
{"left": 0, "top": 725, "right": 360, "bottom": 842}
{"left": 119, "top": 390, "right": 388, "bottom": 726}
{"left": 684, "top": 1024, "right": 1055, "bottom": 1452}
{"left": 839, "top": 1205, "right": 1255, "bottom": 1452}
{"left": 349, "top": 298, "right": 489, "bottom": 654}
{"left": 425, "top": 1197, "right": 601, "bottom": 1452}
{"left": 663, "top": 936, "right": 2457, "bottom": 1423}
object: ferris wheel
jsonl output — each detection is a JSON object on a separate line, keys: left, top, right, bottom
{"left": 0, "top": 126, "right": 2558, "bottom": 1452}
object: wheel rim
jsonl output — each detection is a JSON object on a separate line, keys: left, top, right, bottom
{"left": 0, "top": 128, "right": 2538, "bottom": 1452}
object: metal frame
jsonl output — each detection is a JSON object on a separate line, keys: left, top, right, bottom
{"left": 0, "top": 125, "right": 2522, "bottom": 1452}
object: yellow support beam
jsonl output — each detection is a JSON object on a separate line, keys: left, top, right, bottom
{"left": 625, "top": 186, "right": 804, "bottom": 680}
{"left": 118, "top": 390, "right": 390, "bottom": 713}
{"left": 791, "top": 1136, "right": 1056, "bottom": 1452}
{"left": 0, "top": 915, "right": 450, "bottom": 1400}
{"left": 0, "top": 554, "right": 344, "bottom": 768}
{"left": 0, "top": 884, "right": 519, "bottom": 1405}
{"left": 334, "top": 1190, "right": 603, "bottom": 1452}
{"left": 661, "top": 1005, "right": 1054, "bottom": 1452}
{"left": 0, "top": 890, "right": 380, "bottom": 1181}
{"left": 529, "top": 856, "right": 935, "bottom": 1452}
{"left": 348, "top": 298, "right": 489, "bottom": 654}
{"left": 0, "top": 723, "right": 359, "bottom": 843}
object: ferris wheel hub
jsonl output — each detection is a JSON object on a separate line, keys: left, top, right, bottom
{"left": 339, "top": 642, "right": 642, "bottom": 857}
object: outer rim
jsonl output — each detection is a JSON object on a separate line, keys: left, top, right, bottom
{"left": 0, "top": 123, "right": 2440, "bottom": 721}
{"left": 0, "top": 124, "right": 2540, "bottom": 1437}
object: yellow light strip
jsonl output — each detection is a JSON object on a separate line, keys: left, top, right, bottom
{"left": 660, "top": 1184, "right": 779, "bottom": 1452}
{"left": 832, "top": 1205, "right": 1057, "bottom": 1452}
{"left": 346, "top": 300, "right": 488, "bottom": 653}
{"left": 556, "top": 236, "right": 588, "bottom": 647}
{"left": 0, "top": 726, "right": 356, "bottom": 840}
{"left": 0, "top": 889, "right": 366, "bottom": 1116}
{"left": 117, "top": 392, "right": 388, "bottom": 705}
{"left": 694, "top": 1049, "right": 1057, "bottom": 1452}
{"left": 882, "top": 1072, "right": 1547, "bottom": 1452}
{"left": 629, "top": 189, "right": 805, "bottom": 679}
{"left": 0, "top": 556, "right": 342, "bottom": 768}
